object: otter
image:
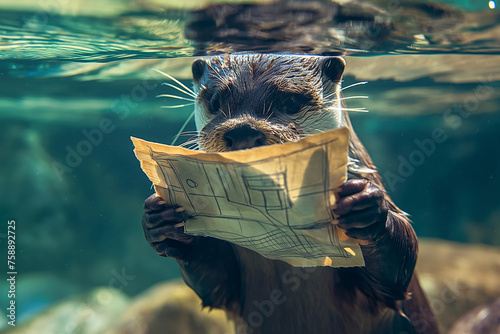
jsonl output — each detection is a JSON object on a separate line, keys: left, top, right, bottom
{"left": 142, "top": 54, "right": 439, "bottom": 334}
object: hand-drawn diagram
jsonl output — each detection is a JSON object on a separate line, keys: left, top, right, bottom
{"left": 132, "top": 127, "right": 365, "bottom": 267}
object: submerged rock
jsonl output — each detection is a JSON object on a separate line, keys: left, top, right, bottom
{"left": 105, "top": 280, "right": 234, "bottom": 334}
{"left": 1, "top": 280, "right": 233, "bottom": 334}
{"left": 0, "top": 273, "right": 84, "bottom": 323}
{"left": 2, "top": 287, "right": 129, "bottom": 334}
{"left": 449, "top": 297, "right": 500, "bottom": 334}
{"left": 417, "top": 239, "right": 500, "bottom": 333}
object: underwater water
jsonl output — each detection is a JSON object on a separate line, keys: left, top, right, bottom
{"left": 0, "top": 0, "right": 499, "bottom": 332}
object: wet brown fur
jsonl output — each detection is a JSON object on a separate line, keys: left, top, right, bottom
{"left": 177, "top": 54, "right": 440, "bottom": 334}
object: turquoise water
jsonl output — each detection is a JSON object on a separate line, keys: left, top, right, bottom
{"left": 0, "top": 0, "right": 499, "bottom": 330}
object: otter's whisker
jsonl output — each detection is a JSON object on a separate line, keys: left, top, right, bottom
{"left": 178, "top": 138, "right": 200, "bottom": 146}
{"left": 339, "top": 107, "right": 369, "bottom": 113}
{"left": 180, "top": 141, "right": 199, "bottom": 148}
{"left": 325, "top": 92, "right": 369, "bottom": 101}
{"left": 180, "top": 137, "right": 199, "bottom": 144}
{"left": 171, "top": 110, "right": 196, "bottom": 146}
{"left": 265, "top": 109, "right": 275, "bottom": 122}
{"left": 324, "top": 92, "right": 369, "bottom": 101}
{"left": 178, "top": 133, "right": 200, "bottom": 142}
{"left": 162, "top": 83, "right": 197, "bottom": 99}
{"left": 182, "top": 139, "right": 200, "bottom": 150}
{"left": 176, "top": 130, "right": 199, "bottom": 135}
{"left": 339, "top": 95, "right": 369, "bottom": 101}
{"left": 157, "top": 94, "right": 195, "bottom": 102}
{"left": 183, "top": 139, "right": 200, "bottom": 146}
{"left": 266, "top": 100, "right": 274, "bottom": 115}
{"left": 154, "top": 69, "right": 196, "bottom": 98}
{"left": 340, "top": 81, "right": 368, "bottom": 91}
{"left": 161, "top": 103, "right": 195, "bottom": 109}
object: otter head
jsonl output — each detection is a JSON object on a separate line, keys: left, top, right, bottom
{"left": 192, "top": 54, "right": 345, "bottom": 152}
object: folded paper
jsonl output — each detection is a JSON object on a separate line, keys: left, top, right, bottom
{"left": 132, "top": 127, "right": 364, "bottom": 267}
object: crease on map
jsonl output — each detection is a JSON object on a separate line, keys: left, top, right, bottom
{"left": 132, "top": 127, "right": 365, "bottom": 268}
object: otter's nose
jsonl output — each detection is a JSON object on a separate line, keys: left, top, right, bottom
{"left": 223, "top": 125, "right": 266, "bottom": 151}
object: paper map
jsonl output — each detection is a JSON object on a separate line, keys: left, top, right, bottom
{"left": 132, "top": 127, "right": 364, "bottom": 267}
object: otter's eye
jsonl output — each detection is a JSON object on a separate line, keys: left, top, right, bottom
{"left": 281, "top": 93, "right": 312, "bottom": 115}
{"left": 209, "top": 96, "right": 220, "bottom": 115}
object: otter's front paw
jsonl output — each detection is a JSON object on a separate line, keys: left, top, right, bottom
{"left": 332, "top": 179, "right": 388, "bottom": 241}
{"left": 142, "top": 194, "right": 194, "bottom": 261}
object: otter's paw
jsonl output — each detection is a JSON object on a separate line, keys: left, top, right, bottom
{"left": 142, "top": 194, "right": 194, "bottom": 260}
{"left": 332, "top": 179, "right": 388, "bottom": 241}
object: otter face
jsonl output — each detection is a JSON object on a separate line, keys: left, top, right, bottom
{"left": 192, "top": 54, "right": 345, "bottom": 152}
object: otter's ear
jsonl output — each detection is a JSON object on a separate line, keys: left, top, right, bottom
{"left": 321, "top": 57, "right": 345, "bottom": 83}
{"left": 192, "top": 59, "right": 206, "bottom": 83}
